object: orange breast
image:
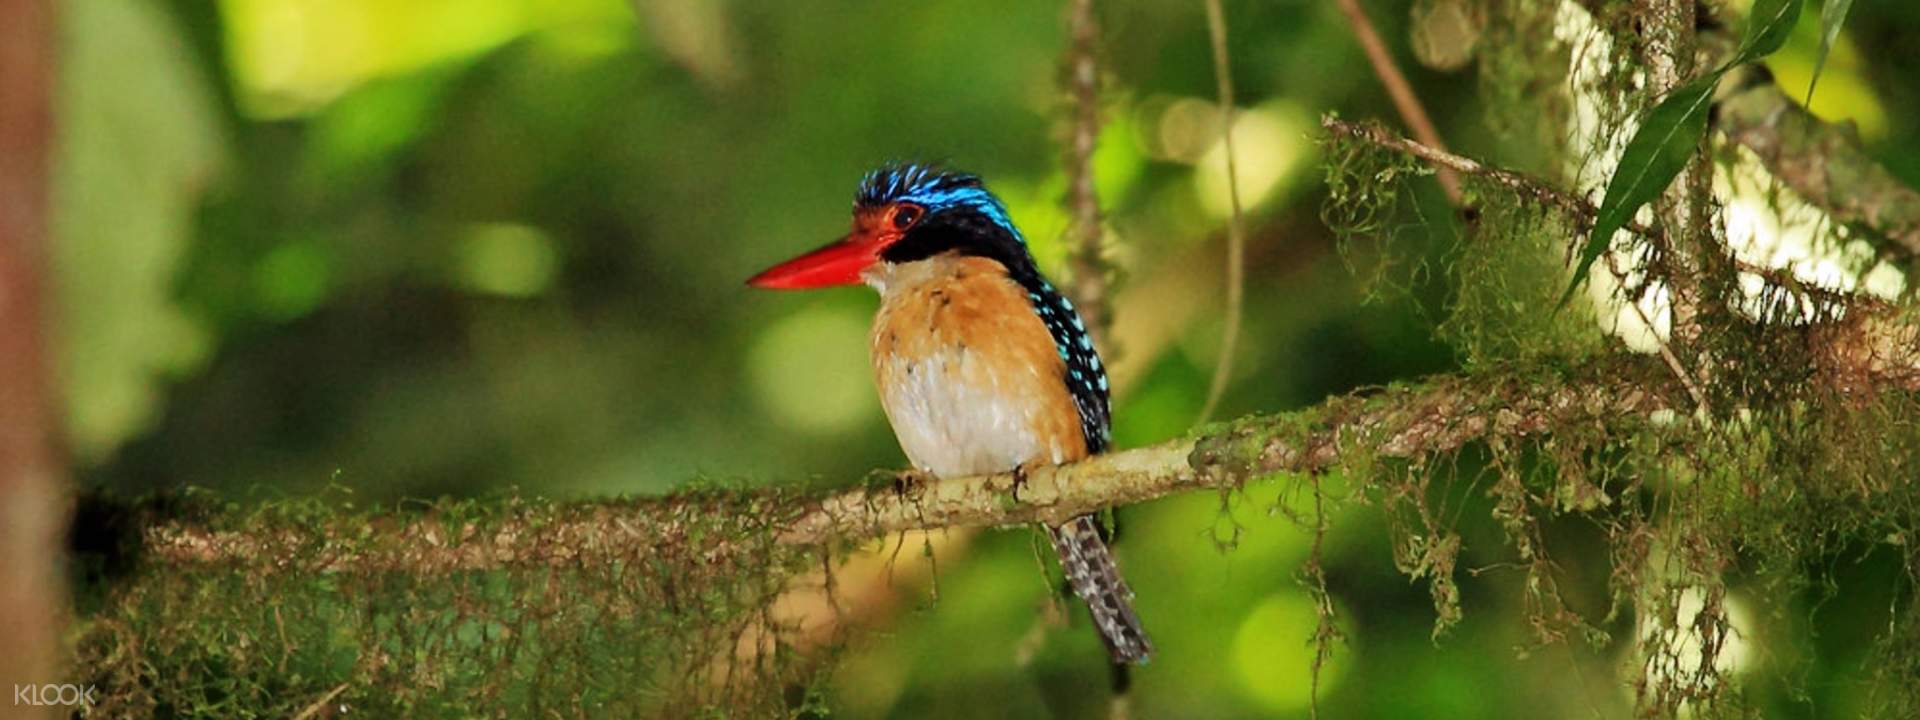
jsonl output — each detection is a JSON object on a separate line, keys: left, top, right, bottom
{"left": 868, "top": 255, "right": 1088, "bottom": 477}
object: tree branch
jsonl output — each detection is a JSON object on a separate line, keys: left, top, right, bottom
{"left": 1321, "top": 116, "right": 1663, "bottom": 240}
{"left": 1319, "top": 114, "right": 1919, "bottom": 416}
{"left": 1566, "top": 5, "right": 1920, "bottom": 265}
{"left": 1063, "top": 0, "right": 1112, "bottom": 343}
{"left": 146, "top": 305, "right": 1920, "bottom": 572}
{"left": 1332, "top": 0, "right": 1463, "bottom": 204}
{"left": 789, "top": 357, "right": 1684, "bottom": 543}
{"left": 1321, "top": 115, "right": 1883, "bottom": 317}
{"left": 1196, "top": 0, "right": 1248, "bottom": 423}
{"left": 1717, "top": 73, "right": 1920, "bottom": 263}
{"left": 151, "top": 357, "right": 1686, "bottom": 568}
{"left": 1641, "top": 0, "right": 1717, "bottom": 352}
{"left": 1324, "top": 116, "right": 1715, "bottom": 410}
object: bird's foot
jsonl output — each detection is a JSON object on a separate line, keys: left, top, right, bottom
{"left": 1010, "top": 461, "right": 1043, "bottom": 504}
{"left": 892, "top": 468, "right": 934, "bottom": 496}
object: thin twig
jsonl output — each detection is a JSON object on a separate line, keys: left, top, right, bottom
{"left": 1063, "top": 0, "right": 1112, "bottom": 343}
{"left": 291, "top": 683, "right": 350, "bottom": 720}
{"left": 1322, "top": 117, "right": 1661, "bottom": 238}
{"left": 1321, "top": 117, "right": 1713, "bottom": 415}
{"left": 1322, "top": 114, "right": 1874, "bottom": 319}
{"left": 1333, "top": 0, "right": 1463, "bottom": 204}
{"left": 1196, "top": 0, "right": 1246, "bottom": 424}
{"left": 1603, "top": 252, "right": 1712, "bottom": 414}
{"left": 1639, "top": 0, "right": 1712, "bottom": 357}
{"left": 1729, "top": 257, "right": 1867, "bottom": 312}
{"left": 0, "top": 0, "right": 65, "bottom": 694}
{"left": 1305, "top": 473, "right": 1334, "bottom": 720}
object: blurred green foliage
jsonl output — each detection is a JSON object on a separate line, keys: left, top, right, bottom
{"left": 56, "top": 0, "right": 1920, "bottom": 717}
{"left": 73, "top": 0, "right": 1470, "bottom": 502}
{"left": 55, "top": 0, "right": 224, "bottom": 461}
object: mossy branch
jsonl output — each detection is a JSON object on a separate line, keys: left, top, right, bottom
{"left": 1718, "top": 72, "right": 1920, "bottom": 263}
{"left": 1560, "top": 3, "right": 1920, "bottom": 266}
{"left": 790, "top": 357, "right": 1680, "bottom": 543}
{"left": 151, "top": 358, "right": 1689, "bottom": 568}
{"left": 102, "top": 318, "right": 1920, "bottom": 717}
{"left": 1323, "top": 114, "right": 1889, "bottom": 314}
{"left": 1332, "top": 0, "right": 1461, "bottom": 204}
{"left": 1322, "top": 116, "right": 1663, "bottom": 240}
{"left": 147, "top": 317, "right": 1920, "bottom": 572}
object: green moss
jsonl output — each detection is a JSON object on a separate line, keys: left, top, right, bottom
{"left": 1438, "top": 183, "right": 1608, "bottom": 366}
{"left": 75, "top": 490, "right": 830, "bottom": 718}
{"left": 71, "top": 359, "right": 1920, "bottom": 718}
{"left": 1184, "top": 342, "right": 1920, "bottom": 716}
{"left": 1321, "top": 125, "right": 1439, "bottom": 309}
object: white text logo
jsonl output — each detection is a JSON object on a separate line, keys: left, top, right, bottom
{"left": 14, "top": 684, "right": 98, "bottom": 707}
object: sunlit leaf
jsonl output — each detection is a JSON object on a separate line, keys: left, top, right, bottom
{"left": 55, "top": 0, "right": 224, "bottom": 460}
{"left": 1808, "top": 0, "right": 1854, "bottom": 101}
{"left": 1561, "top": 73, "right": 1716, "bottom": 306}
{"left": 1737, "top": 0, "right": 1803, "bottom": 63}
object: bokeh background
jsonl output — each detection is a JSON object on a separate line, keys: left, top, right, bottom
{"left": 58, "top": 0, "right": 1919, "bottom": 716}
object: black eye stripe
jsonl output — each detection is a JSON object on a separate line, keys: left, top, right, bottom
{"left": 877, "top": 208, "right": 1024, "bottom": 266}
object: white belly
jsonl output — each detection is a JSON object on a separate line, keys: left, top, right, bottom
{"left": 865, "top": 254, "right": 1085, "bottom": 479}
{"left": 875, "top": 347, "right": 1069, "bottom": 478}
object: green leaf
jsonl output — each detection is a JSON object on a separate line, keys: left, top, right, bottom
{"left": 1737, "top": 0, "right": 1803, "bottom": 63}
{"left": 1808, "top": 0, "right": 1854, "bottom": 101}
{"left": 55, "top": 0, "right": 225, "bottom": 461}
{"left": 1560, "top": 73, "right": 1717, "bottom": 306}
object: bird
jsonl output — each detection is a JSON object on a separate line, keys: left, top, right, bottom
{"left": 747, "top": 163, "right": 1152, "bottom": 665}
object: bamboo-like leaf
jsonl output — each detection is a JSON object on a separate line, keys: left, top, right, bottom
{"left": 1738, "top": 0, "right": 1803, "bottom": 63}
{"left": 1560, "top": 74, "right": 1717, "bottom": 306}
{"left": 1808, "top": 0, "right": 1854, "bottom": 101}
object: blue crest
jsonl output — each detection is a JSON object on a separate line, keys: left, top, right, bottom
{"left": 856, "top": 164, "right": 1022, "bottom": 241}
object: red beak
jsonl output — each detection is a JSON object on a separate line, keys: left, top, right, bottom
{"left": 746, "top": 234, "right": 882, "bottom": 289}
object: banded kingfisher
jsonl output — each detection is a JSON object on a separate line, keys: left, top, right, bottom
{"left": 747, "top": 164, "right": 1152, "bottom": 665}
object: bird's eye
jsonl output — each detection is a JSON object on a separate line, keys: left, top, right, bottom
{"left": 892, "top": 205, "right": 923, "bottom": 230}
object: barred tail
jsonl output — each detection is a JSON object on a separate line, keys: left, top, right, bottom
{"left": 1048, "top": 514, "right": 1153, "bottom": 664}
